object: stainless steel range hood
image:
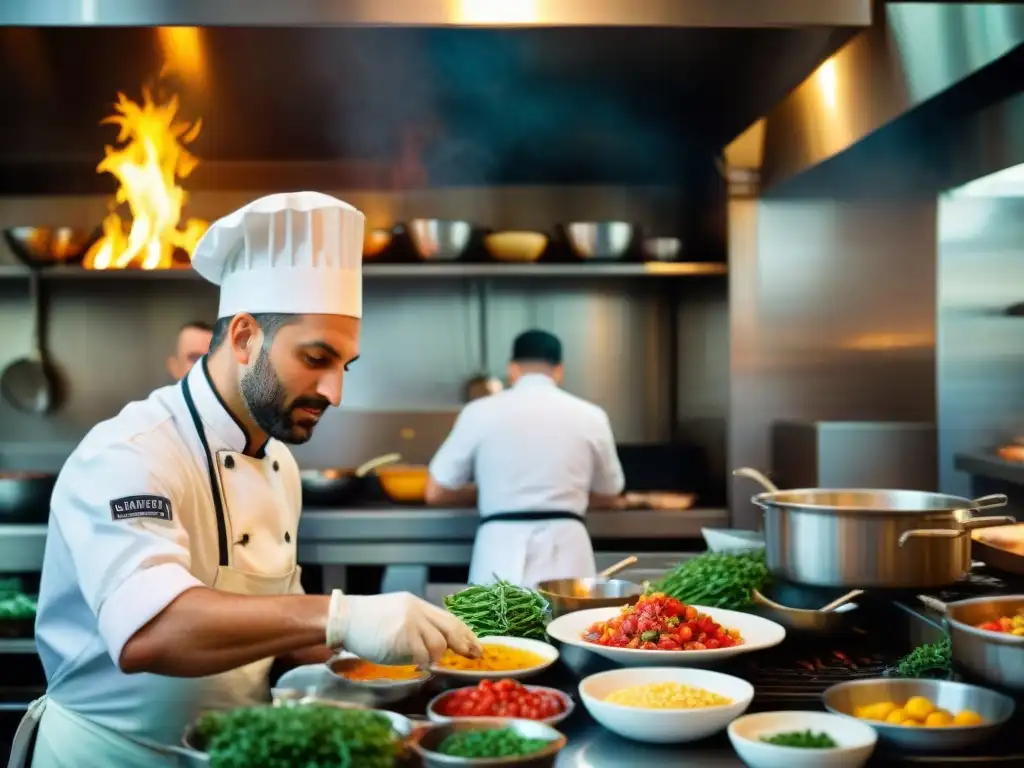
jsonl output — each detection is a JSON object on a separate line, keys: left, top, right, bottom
{"left": 0, "top": 2, "right": 869, "bottom": 193}
{"left": 0, "top": 1, "right": 870, "bottom": 28}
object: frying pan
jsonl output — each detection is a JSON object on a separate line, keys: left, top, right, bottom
{"left": 300, "top": 453, "right": 401, "bottom": 507}
{"left": 0, "top": 472, "right": 56, "bottom": 523}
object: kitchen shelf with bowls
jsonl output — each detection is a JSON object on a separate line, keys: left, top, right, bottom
{"left": 0, "top": 261, "right": 727, "bottom": 280}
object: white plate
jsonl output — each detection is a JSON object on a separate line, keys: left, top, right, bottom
{"left": 429, "top": 635, "right": 559, "bottom": 680}
{"left": 545, "top": 605, "right": 785, "bottom": 667}
{"left": 728, "top": 711, "right": 877, "bottom": 768}
{"left": 426, "top": 683, "right": 575, "bottom": 726}
{"left": 579, "top": 667, "right": 753, "bottom": 744}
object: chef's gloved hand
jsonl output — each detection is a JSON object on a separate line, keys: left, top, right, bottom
{"left": 326, "top": 590, "right": 483, "bottom": 666}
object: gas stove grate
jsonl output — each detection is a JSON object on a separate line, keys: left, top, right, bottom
{"left": 740, "top": 647, "right": 896, "bottom": 704}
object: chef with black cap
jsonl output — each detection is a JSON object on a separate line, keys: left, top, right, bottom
{"left": 10, "top": 192, "right": 480, "bottom": 768}
{"left": 426, "top": 330, "right": 626, "bottom": 587}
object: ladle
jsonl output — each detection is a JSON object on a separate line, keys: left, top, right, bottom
{"left": 731, "top": 467, "right": 779, "bottom": 493}
{"left": 598, "top": 556, "right": 638, "bottom": 580}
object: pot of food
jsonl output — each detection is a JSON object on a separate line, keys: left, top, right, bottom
{"left": 733, "top": 467, "right": 1016, "bottom": 589}
{"left": 919, "top": 594, "right": 1024, "bottom": 693}
{"left": 299, "top": 453, "right": 400, "bottom": 507}
{"left": 0, "top": 472, "right": 56, "bottom": 523}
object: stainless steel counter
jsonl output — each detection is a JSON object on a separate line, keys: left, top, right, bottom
{"left": 0, "top": 507, "right": 727, "bottom": 574}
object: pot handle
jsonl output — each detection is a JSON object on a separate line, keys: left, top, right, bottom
{"left": 960, "top": 514, "right": 1016, "bottom": 531}
{"left": 898, "top": 528, "right": 964, "bottom": 547}
{"left": 970, "top": 494, "right": 1008, "bottom": 510}
{"left": 732, "top": 467, "right": 780, "bottom": 493}
{"left": 917, "top": 594, "right": 948, "bottom": 613}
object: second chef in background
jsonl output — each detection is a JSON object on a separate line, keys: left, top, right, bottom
{"left": 426, "top": 330, "right": 626, "bottom": 587}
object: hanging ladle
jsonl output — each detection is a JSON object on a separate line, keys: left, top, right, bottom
{"left": 0, "top": 269, "right": 59, "bottom": 415}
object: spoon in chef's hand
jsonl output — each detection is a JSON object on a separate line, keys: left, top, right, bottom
{"left": 598, "top": 556, "right": 638, "bottom": 580}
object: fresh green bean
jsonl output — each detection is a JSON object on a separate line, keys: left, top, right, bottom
{"left": 443, "top": 579, "right": 550, "bottom": 640}
{"left": 652, "top": 551, "right": 770, "bottom": 609}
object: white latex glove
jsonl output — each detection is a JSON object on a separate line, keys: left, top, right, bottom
{"left": 326, "top": 590, "right": 483, "bottom": 666}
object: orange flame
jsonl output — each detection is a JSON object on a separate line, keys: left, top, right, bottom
{"left": 84, "top": 88, "right": 208, "bottom": 270}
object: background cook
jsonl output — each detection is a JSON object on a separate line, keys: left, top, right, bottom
{"left": 426, "top": 329, "right": 626, "bottom": 588}
{"left": 14, "top": 192, "right": 480, "bottom": 768}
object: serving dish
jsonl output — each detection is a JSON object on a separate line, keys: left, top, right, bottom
{"left": 578, "top": 666, "right": 753, "bottom": 744}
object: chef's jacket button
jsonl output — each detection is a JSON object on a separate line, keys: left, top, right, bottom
{"left": 273, "top": 460, "right": 280, "bottom": 472}
{"left": 285, "top": 532, "right": 291, "bottom": 543}
{"left": 224, "top": 455, "right": 235, "bottom": 469}
{"left": 236, "top": 533, "right": 250, "bottom": 546}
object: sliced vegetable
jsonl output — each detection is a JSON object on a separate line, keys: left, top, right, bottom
{"left": 653, "top": 551, "right": 770, "bottom": 609}
{"left": 443, "top": 580, "right": 550, "bottom": 640}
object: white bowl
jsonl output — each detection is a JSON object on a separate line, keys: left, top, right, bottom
{"left": 579, "top": 667, "right": 753, "bottom": 744}
{"left": 426, "top": 684, "right": 575, "bottom": 727}
{"left": 546, "top": 605, "right": 785, "bottom": 667}
{"left": 728, "top": 711, "right": 878, "bottom": 768}
{"left": 701, "top": 527, "right": 766, "bottom": 553}
{"left": 429, "top": 636, "right": 559, "bottom": 680}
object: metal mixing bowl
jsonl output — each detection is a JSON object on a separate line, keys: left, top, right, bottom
{"left": 563, "top": 221, "right": 635, "bottom": 260}
{"left": 407, "top": 219, "right": 473, "bottom": 260}
{"left": 535, "top": 577, "right": 643, "bottom": 618}
{"left": 3, "top": 226, "right": 102, "bottom": 268}
{"left": 823, "top": 677, "right": 1015, "bottom": 752}
{"left": 932, "top": 594, "right": 1024, "bottom": 692}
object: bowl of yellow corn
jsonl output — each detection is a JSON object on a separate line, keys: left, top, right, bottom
{"left": 578, "top": 667, "right": 753, "bottom": 744}
{"left": 823, "top": 678, "right": 1015, "bottom": 752}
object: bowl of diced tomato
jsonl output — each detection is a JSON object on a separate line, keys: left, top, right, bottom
{"left": 546, "top": 593, "right": 786, "bottom": 667}
{"left": 427, "top": 678, "right": 575, "bottom": 727}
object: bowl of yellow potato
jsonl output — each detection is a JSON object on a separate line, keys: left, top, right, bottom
{"left": 823, "top": 678, "right": 1015, "bottom": 751}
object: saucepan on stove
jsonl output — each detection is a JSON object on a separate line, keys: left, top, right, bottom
{"left": 299, "top": 453, "right": 401, "bottom": 507}
{"left": 0, "top": 471, "right": 56, "bottom": 524}
{"left": 918, "top": 594, "right": 1024, "bottom": 694}
{"left": 733, "top": 467, "right": 1017, "bottom": 590}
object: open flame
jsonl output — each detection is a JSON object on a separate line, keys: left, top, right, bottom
{"left": 84, "top": 88, "right": 208, "bottom": 270}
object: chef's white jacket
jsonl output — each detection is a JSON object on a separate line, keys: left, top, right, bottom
{"left": 429, "top": 373, "right": 625, "bottom": 585}
{"left": 33, "top": 362, "right": 304, "bottom": 747}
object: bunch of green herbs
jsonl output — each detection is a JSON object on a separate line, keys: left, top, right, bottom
{"left": 196, "top": 705, "right": 396, "bottom": 768}
{"left": 444, "top": 579, "right": 550, "bottom": 640}
{"left": 652, "top": 550, "right": 771, "bottom": 609}
{"left": 887, "top": 636, "right": 952, "bottom": 679}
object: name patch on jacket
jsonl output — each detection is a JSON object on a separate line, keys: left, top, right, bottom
{"left": 109, "top": 495, "right": 173, "bottom": 522}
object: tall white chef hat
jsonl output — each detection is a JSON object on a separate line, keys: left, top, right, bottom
{"left": 191, "top": 191, "right": 365, "bottom": 319}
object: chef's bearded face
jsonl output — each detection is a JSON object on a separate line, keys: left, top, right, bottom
{"left": 218, "top": 312, "right": 360, "bottom": 444}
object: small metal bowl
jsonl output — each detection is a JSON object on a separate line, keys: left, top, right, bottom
{"left": 3, "top": 226, "right": 102, "bottom": 268}
{"left": 750, "top": 589, "right": 860, "bottom": 636}
{"left": 324, "top": 654, "right": 433, "bottom": 705}
{"left": 407, "top": 219, "right": 473, "bottom": 261}
{"left": 563, "top": 221, "right": 635, "bottom": 260}
{"left": 412, "top": 718, "right": 567, "bottom": 767}
{"left": 823, "top": 677, "right": 1016, "bottom": 752}
{"left": 535, "top": 577, "right": 643, "bottom": 618}
{"left": 642, "top": 236, "right": 681, "bottom": 261}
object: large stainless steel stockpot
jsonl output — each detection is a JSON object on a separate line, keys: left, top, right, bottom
{"left": 734, "top": 468, "right": 1015, "bottom": 589}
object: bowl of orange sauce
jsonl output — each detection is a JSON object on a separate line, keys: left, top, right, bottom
{"left": 324, "top": 654, "right": 433, "bottom": 705}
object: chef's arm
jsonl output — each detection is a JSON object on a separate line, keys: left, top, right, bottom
{"left": 425, "top": 476, "right": 478, "bottom": 507}
{"left": 119, "top": 586, "right": 333, "bottom": 677}
{"left": 589, "top": 412, "right": 626, "bottom": 507}
{"left": 588, "top": 491, "right": 622, "bottom": 509}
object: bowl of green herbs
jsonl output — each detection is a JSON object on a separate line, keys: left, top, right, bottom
{"left": 727, "top": 711, "right": 877, "bottom": 768}
{"left": 412, "top": 718, "right": 566, "bottom": 767}
{"left": 181, "top": 703, "right": 409, "bottom": 768}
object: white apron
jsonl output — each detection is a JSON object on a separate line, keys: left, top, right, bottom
{"left": 8, "top": 376, "right": 301, "bottom": 768}
{"left": 468, "top": 512, "right": 596, "bottom": 588}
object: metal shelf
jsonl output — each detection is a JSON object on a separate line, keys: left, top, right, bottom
{"left": 0, "top": 262, "right": 727, "bottom": 281}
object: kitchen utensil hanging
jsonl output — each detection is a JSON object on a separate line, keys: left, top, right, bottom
{"left": 461, "top": 280, "right": 503, "bottom": 402}
{"left": 1, "top": 268, "right": 60, "bottom": 415}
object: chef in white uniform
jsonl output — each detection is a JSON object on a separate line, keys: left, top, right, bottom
{"left": 426, "top": 330, "right": 626, "bottom": 588}
{"left": 10, "top": 191, "right": 480, "bottom": 768}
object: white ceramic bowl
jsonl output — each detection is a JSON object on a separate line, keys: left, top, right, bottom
{"left": 430, "top": 636, "right": 559, "bottom": 681}
{"left": 728, "top": 711, "right": 878, "bottom": 768}
{"left": 426, "top": 684, "right": 575, "bottom": 727}
{"left": 546, "top": 605, "right": 785, "bottom": 667}
{"left": 579, "top": 667, "right": 753, "bottom": 744}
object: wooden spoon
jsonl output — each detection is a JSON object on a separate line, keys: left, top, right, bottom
{"left": 355, "top": 453, "right": 402, "bottom": 477}
{"left": 598, "top": 555, "right": 638, "bottom": 579}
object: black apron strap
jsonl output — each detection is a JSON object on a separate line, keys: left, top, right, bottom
{"left": 478, "top": 511, "right": 584, "bottom": 527}
{"left": 180, "top": 376, "right": 231, "bottom": 567}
